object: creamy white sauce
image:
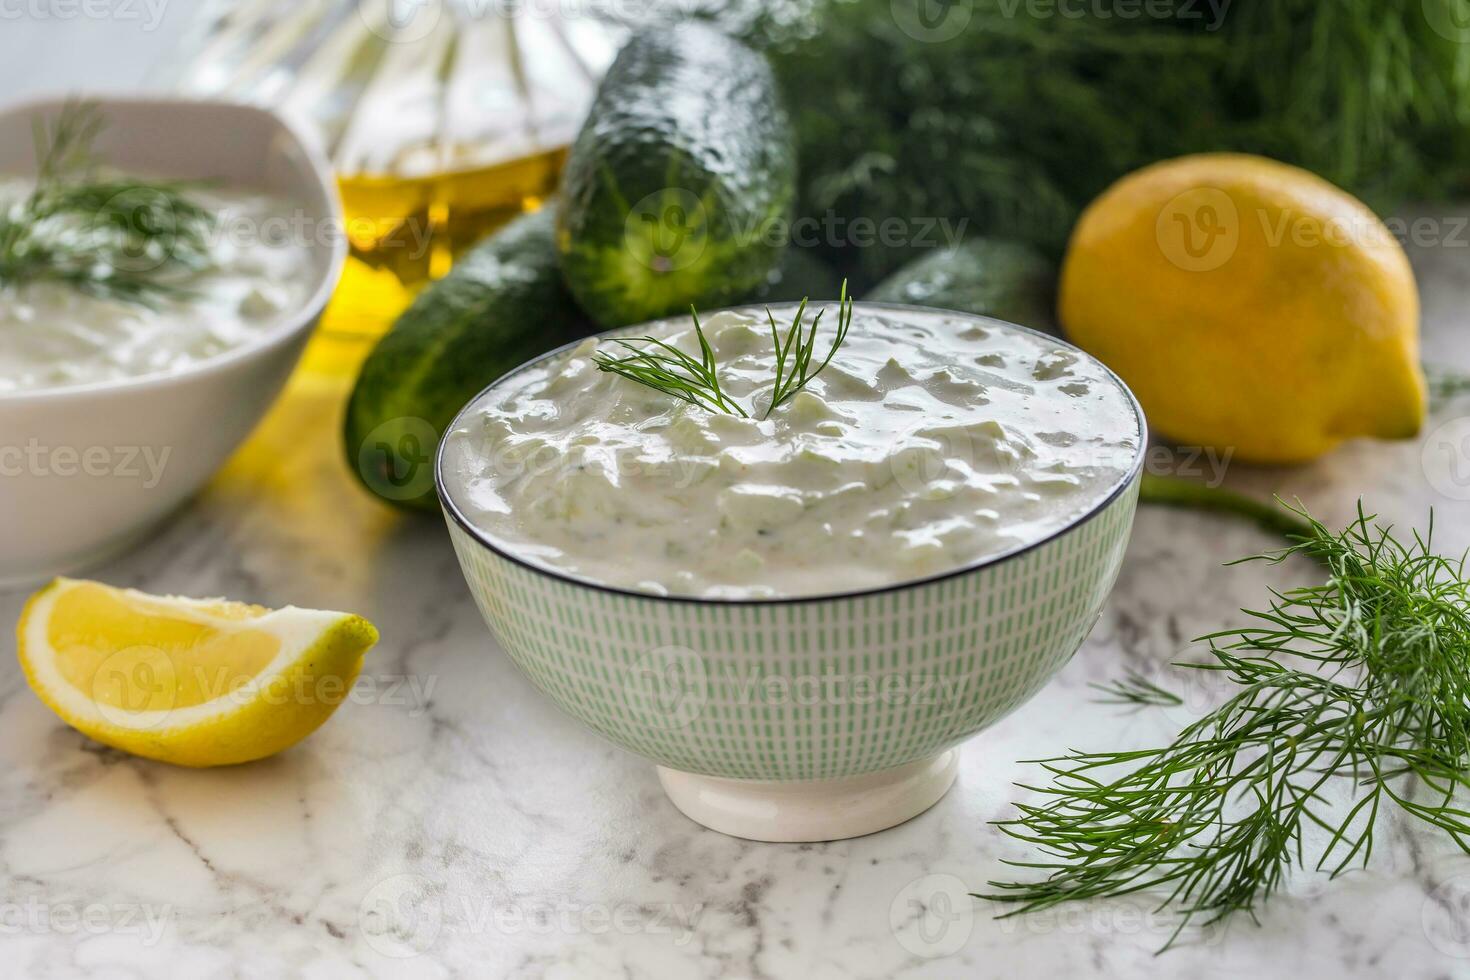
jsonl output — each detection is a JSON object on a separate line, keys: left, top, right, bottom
{"left": 443, "top": 306, "right": 1141, "bottom": 599}
{"left": 0, "top": 177, "right": 316, "bottom": 393}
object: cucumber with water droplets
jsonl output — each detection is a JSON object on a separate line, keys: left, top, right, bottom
{"left": 557, "top": 23, "right": 796, "bottom": 327}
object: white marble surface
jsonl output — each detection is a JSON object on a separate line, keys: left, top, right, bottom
{"left": 1, "top": 227, "right": 1469, "bottom": 978}
{"left": 6, "top": 17, "right": 1470, "bottom": 979}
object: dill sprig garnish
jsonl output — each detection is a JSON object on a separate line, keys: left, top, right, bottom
{"left": 1088, "top": 670, "right": 1183, "bottom": 709}
{"left": 763, "top": 280, "right": 852, "bottom": 418}
{"left": 0, "top": 101, "right": 216, "bottom": 305}
{"left": 594, "top": 281, "right": 852, "bottom": 420}
{"left": 593, "top": 313, "right": 749, "bottom": 418}
{"left": 983, "top": 502, "right": 1470, "bottom": 950}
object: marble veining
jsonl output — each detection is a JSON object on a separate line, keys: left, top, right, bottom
{"left": 4, "top": 220, "right": 1470, "bottom": 977}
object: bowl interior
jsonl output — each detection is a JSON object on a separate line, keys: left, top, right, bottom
{"left": 0, "top": 95, "right": 346, "bottom": 399}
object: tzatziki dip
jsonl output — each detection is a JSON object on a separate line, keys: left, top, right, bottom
{"left": 442, "top": 304, "right": 1142, "bottom": 599}
{"left": 0, "top": 177, "right": 316, "bottom": 393}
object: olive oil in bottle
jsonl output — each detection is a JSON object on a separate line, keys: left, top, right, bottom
{"left": 173, "top": 1, "right": 614, "bottom": 374}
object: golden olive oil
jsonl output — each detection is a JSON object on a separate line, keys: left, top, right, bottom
{"left": 301, "top": 145, "right": 568, "bottom": 377}
{"left": 169, "top": 4, "right": 611, "bottom": 377}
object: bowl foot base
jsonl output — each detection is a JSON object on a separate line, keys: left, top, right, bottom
{"left": 657, "top": 750, "right": 958, "bottom": 842}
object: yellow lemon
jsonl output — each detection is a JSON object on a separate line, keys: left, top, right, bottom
{"left": 17, "top": 578, "right": 379, "bottom": 767}
{"left": 1059, "top": 153, "right": 1425, "bottom": 463}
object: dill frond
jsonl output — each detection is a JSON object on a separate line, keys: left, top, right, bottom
{"left": 0, "top": 100, "right": 217, "bottom": 305}
{"left": 1089, "top": 670, "right": 1184, "bottom": 709}
{"left": 593, "top": 282, "right": 851, "bottom": 418}
{"left": 983, "top": 502, "right": 1470, "bottom": 950}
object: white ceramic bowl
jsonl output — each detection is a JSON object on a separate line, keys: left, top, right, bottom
{"left": 439, "top": 306, "right": 1147, "bottom": 841}
{"left": 0, "top": 96, "right": 345, "bottom": 588}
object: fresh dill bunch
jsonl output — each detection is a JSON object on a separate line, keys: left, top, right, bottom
{"left": 721, "top": 0, "right": 1470, "bottom": 284}
{"left": 983, "top": 502, "right": 1470, "bottom": 950}
{"left": 0, "top": 100, "right": 216, "bottom": 305}
{"left": 594, "top": 283, "right": 852, "bottom": 418}
{"left": 1088, "top": 670, "right": 1183, "bottom": 709}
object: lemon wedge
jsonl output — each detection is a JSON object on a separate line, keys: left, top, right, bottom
{"left": 17, "top": 578, "right": 379, "bottom": 767}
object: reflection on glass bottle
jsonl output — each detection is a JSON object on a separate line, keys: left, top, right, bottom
{"left": 174, "top": 0, "right": 616, "bottom": 371}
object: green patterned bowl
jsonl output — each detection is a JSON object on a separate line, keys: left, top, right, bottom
{"left": 437, "top": 306, "right": 1146, "bottom": 842}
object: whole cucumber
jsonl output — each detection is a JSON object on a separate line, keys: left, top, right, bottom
{"left": 866, "top": 238, "right": 1059, "bottom": 335}
{"left": 557, "top": 23, "right": 796, "bottom": 327}
{"left": 344, "top": 206, "right": 591, "bottom": 511}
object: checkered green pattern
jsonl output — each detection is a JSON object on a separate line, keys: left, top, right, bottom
{"left": 447, "top": 474, "right": 1139, "bottom": 781}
